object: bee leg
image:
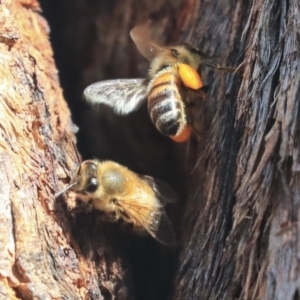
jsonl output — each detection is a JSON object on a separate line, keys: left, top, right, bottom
{"left": 186, "top": 114, "right": 193, "bottom": 125}
{"left": 186, "top": 111, "right": 204, "bottom": 138}
{"left": 198, "top": 86, "right": 210, "bottom": 94}
{"left": 185, "top": 102, "right": 196, "bottom": 109}
{"left": 100, "top": 211, "right": 116, "bottom": 222}
{"left": 188, "top": 86, "right": 208, "bottom": 99}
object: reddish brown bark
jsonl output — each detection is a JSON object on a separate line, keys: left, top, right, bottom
{"left": 0, "top": 0, "right": 129, "bottom": 299}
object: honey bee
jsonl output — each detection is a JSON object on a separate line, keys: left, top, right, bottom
{"left": 57, "top": 159, "right": 177, "bottom": 246}
{"left": 84, "top": 23, "right": 234, "bottom": 143}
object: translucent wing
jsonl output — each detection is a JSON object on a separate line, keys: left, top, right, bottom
{"left": 117, "top": 175, "right": 177, "bottom": 246}
{"left": 140, "top": 175, "right": 178, "bottom": 205}
{"left": 83, "top": 79, "right": 148, "bottom": 115}
{"left": 130, "top": 22, "right": 164, "bottom": 61}
{"left": 118, "top": 198, "right": 176, "bottom": 246}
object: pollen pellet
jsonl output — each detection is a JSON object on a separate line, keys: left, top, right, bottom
{"left": 170, "top": 125, "right": 192, "bottom": 143}
{"left": 177, "top": 63, "right": 203, "bottom": 90}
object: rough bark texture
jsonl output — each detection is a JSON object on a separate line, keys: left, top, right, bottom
{"left": 1, "top": 0, "right": 300, "bottom": 299}
{"left": 0, "top": 0, "right": 81, "bottom": 298}
{"left": 173, "top": 1, "right": 300, "bottom": 300}
{"left": 0, "top": 0, "right": 130, "bottom": 299}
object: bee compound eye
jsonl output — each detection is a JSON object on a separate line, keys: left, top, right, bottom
{"left": 86, "top": 162, "right": 97, "bottom": 176}
{"left": 91, "top": 163, "right": 97, "bottom": 170}
{"left": 85, "top": 177, "right": 98, "bottom": 193}
{"left": 171, "top": 48, "right": 179, "bottom": 58}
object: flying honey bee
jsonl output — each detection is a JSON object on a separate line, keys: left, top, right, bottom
{"left": 84, "top": 22, "right": 235, "bottom": 143}
{"left": 56, "top": 159, "right": 177, "bottom": 246}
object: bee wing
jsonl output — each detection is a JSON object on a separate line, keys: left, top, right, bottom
{"left": 119, "top": 198, "right": 176, "bottom": 246}
{"left": 130, "top": 23, "right": 164, "bottom": 61}
{"left": 140, "top": 175, "right": 178, "bottom": 205}
{"left": 83, "top": 79, "right": 148, "bottom": 115}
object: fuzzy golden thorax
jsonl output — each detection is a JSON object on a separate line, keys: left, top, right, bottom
{"left": 148, "top": 45, "right": 203, "bottom": 78}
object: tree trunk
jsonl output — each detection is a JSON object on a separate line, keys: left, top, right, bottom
{"left": 0, "top": 0, "right": 129, "bottom": 299}
{"left": 173, "top": 1, "right": 300, "bottom": 300}
{"left": 0, "top": 0, "right": 80, "bottom": 298}
{"left": 2, "top": 0, "right": 299, "bottom": 299}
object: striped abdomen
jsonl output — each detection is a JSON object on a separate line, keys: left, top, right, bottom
{"left": 147, "top": 69, "right": 187, "bottom": 137}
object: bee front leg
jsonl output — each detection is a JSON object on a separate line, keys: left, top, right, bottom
{"left": 185, "top": 109, "right": 204, "bottom": 138}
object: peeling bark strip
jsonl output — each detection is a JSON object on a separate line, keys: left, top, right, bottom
{"left": 233, "top": 0, "right": 300, "bottom": 299}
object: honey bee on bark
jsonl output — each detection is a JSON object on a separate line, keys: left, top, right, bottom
{"left": 84, "top": 22, "right": 235, "bottom": 143}
{"left": 56, "top": 159, "right": 177, "bottom": 246}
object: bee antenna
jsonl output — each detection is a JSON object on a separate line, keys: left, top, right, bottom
{"left": 55, "top": 181, "right": 78, "bottom": 198}
{"left": 71, "top": 140, "right": 82, "bottom": 164}
{"left": 201, "top": 61, "right": 236, "bottom": 72}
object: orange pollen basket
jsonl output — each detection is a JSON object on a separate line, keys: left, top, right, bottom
{"left": 170, "top": 125, "right": 192, "bottom": 143}
{"left": 177, "top": 63, "right": 203, "bottom": 90}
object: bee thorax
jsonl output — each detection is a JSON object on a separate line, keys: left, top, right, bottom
{"left": 101, "top": 169, "right": 126, "bottom": 195}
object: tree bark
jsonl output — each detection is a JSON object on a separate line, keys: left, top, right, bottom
{"left": 2, "top": 0, "right": 300, "bottom": 299}
{"left": 173, "top": 1, "right": 300, "bottom": 300}
{"left": 0, "top": 0, "right": 130, "bottom": 299}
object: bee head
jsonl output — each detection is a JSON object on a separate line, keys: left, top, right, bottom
{"left": 167, "top": 44, "right": 205, "bottom": 69}
{"left": 71, "top": 160, "right": 99, "bottom": 194}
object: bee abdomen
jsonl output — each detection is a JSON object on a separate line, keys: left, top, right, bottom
{"left": 148, "top": 74, "right": 185, "bottom": 136}
{"left": 154, "top": 107, "right": 182, "bottom": 136}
